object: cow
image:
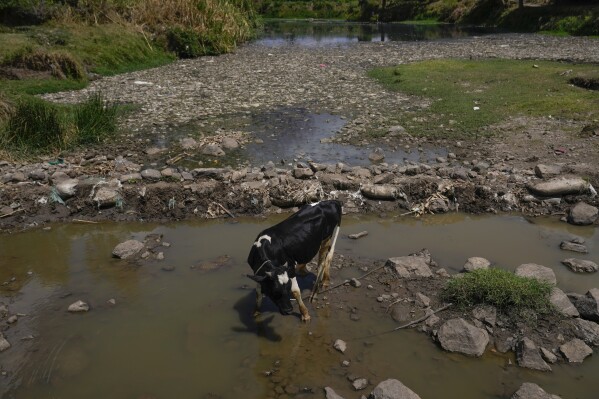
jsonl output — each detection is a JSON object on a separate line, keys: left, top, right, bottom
{"left": 247, "top": 200, "right": 342, "bottom": 322}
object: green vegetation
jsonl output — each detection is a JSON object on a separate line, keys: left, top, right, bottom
{"left": 254, "top": 0, "right": 363, "bottom": 20}
{"left": 0, "top": 93, "right": 119, "bottom": 154}
{"left": 442, "top": 268, "right": 552, "bottom": 314}
{"left": 369, "top": 59, "right": 599, "bottom": 139}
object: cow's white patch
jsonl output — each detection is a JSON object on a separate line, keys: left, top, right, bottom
{"left": 277, "top": 271, "right": 289, "bottom": 285}
{"left": 290, "top": 277, "right": 300, "bottom": 294}
{"left": 253, "top": 234, "right": 272, "bottom": 248}
{"left": 309, "top": 201, "right": 321, "bottom": 207}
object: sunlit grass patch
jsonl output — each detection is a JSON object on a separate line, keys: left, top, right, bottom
{"left": 369, "top": 59, "right": 599, "bottom": 139}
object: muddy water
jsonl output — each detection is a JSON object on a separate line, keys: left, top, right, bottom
{"left": 1, "top": 215, "right": 598, "bottom": 399}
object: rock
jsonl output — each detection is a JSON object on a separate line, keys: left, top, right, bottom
{"left": 515, "top": 263, "right": 556, "bottom": 285}
{"left": 350, "top": 278, "right": 362, "bottom": 288}
{"left": 29, "top": 169, "right": 47, "bottom": 181}
{"left": 0, "top": 334, "right": 10, "bottom": 352}
{"left": 368, "top": 379, "right": 421, "bottom": 399}
{"left": 540, "top": 347, "right": 558, "bottom": 364}
{"left": 437, "top": 318, "right": 489, "bottom": 357}
{"left": 361, "top": 184, "right": 397, "bottom": 200}
{"left": 55, "top": 178, "right": 79, "bottom": 199}
{"left": 333, "top": 339, "right": 347, "bottom": 353}
{"left": 7, "top": 315, "right": 17, "bottom": 324}
{"left": 416, "top": 292, "right": 430, "bottom": 307}
{"left": 527, "top": 177, "right": 590, "bottom": 197}
{"left": 145, "top": 147, "right": 166, "bottom": 156}
{"left": 221, "top": 137, "right": 239, "bottom": 150}
{"left": 559, "top": 338, "right": 593, "bottom": 363}
{"left": 120, "top": 173, "right": 142, "bottom": 182}
{"left": 472, "top": 305, "right": 496, "bottom": 326}
{"left": 562, "top": 258, "right": 598, "bottom": 273}
{"left": 569, "top": 289, "right": 599, "bottom": 322}
{"left": 560, "top": 240, "right": 588, "bottom": 253}
{"left": 385, "top": 255, "right": 433, "bottom": 278}
{"left": 463, "top": 257, "right": 491, "bottom": 272}
{"left": 572, "top": 318, "right": 599, "bottom": 346}
{"left": 180, "top": 137, "right": 198, "bottom": 149}
{"left": 107, "top": 298, "right": 116, "bottom": 306}
{"left": 353, "top": 378, "right": 368, "bottom": 390}
{"left": 368, "top": 148, "right": 385, "bottom": 162}
{"left": 348, "top": 231, "right": 368, "bottom": 239}
{"left": 191, "top": 168, "right": 228, "bottom": 180}
{"left": 567, "top": 202, "right": 598, "bottom": 225}
{"left": 511, "top": 383, "right": 561, "bottom": 399}
{"left": 325, "top": 387, "right": 346, "bottom": 399}
{"left": 549, "top": 287, "right": 579, "bottom": 317}
{"left": 68, "top": 300, "right": 89, "bottom": 313}
{"left": 534, "top": 164, "right": 562, "bottom": 179}
{"left": 201, "top": 144, "right": 225, "bottom": 157}
{"left": 320, "top": 173, "right": 360, "bottom": 190}
{"left": 140, "top": 169, "right": 162, "bottom": 180}
{"left": 388, "top": 125, "right": 407, "bottom": 136}
{"left": 93, "top": 187, "right": 120, "bottom": 208}
{"left": 516, "top": 337, "right": 551, "bottom": 371}
{"left": 293, "top": 168, "right": 314, "bottom": 179}
{"left": 112, "top": 239, "right": 144, "bottom": 259}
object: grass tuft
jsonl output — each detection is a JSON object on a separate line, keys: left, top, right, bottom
{"left": 442, "top": 268, "right": 552, "bottom": 314}
{"left": 74, "top": 92, "right": 118, "bottom": 144}
{"left": 2, "top": 46, "right": 85, "bottom": 79}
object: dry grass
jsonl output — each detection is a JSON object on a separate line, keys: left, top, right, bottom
{"left": 2, "top": 47, "right": 85, "bottom": 80}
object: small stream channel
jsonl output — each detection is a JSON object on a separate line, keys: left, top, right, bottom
{"left": 1, "top": 214, "right": 598, "bottom": 398}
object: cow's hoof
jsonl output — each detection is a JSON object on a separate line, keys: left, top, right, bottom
{"left": 301, "top": 314, "right": 311, "bottom": 322}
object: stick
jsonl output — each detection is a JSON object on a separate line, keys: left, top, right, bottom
{"left": 0, "top": 208, "right": 23, "bottom": 218}
{"left": 72, "top": 219, "right": 100, "bottom": 224}
{"left": 167, "top": 152, "right": 188, "bottom": 165}
{"left": 393, "top": 303, "right": 453, "bottom": 331}
{"left": 212, "top": 201, "right": 235, "bottom": 218}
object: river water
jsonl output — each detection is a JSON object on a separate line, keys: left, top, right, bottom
{"left": 1, "top": 214, "right": 598, "bottom": 399}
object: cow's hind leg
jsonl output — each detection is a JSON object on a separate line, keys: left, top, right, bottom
{"left": 318, "top": 225, "right": 340, "bottom": 289}
{"left": 316, "top": 238, "right": 332, "bottom": 289}
{"left": 254, "top": 283, "right": 263, "bottom": 317}
{"left": 291, "top": 277, "right": 310, "bottom": 322}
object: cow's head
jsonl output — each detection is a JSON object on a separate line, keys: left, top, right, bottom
{"left": 248, "top": 264, "right": 293, "bottom": 315}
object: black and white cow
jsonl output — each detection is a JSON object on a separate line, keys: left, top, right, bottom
{"left": 247, "top": 200, "right": 342, "bottom": 322}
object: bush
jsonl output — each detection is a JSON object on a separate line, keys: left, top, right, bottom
{"left": 74, "top": 92, "right": 118, "bottom": 144}
{"left": 442, "top": 268, "right": 552, "bottom": 314}
{"left": 167, "top": 27, "right": 205, "bottom": 58}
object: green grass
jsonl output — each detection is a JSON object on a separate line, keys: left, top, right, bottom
{"left": 442, "top": 268, "right": 552, "bottom": 314}
{"left": 369, "top": 59, "right": 599, "bottom": 139}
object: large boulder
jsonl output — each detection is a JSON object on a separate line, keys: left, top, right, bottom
{"left": 527, "top": 177, "right": 589, "bottom": 197}
{"left": 112, "top": 240, "right": 144, "bottom": 259}
{"left": 567, "top": 202, "right": 598, "bottom": 225}
{"left": 572, "top": 318, "right": 599, "bottom": 347}
{"left": 516, "top": 337, "right": 551, "bottom": 371}
{"left": 515, "top": 263, "right": 556, "bottom": 285}
{"left": 559, "top": 338, "right": 593, "bottom": 363}
{"left": 463, "top": 257, "right": 490, "bottom": 272}
{"left": 562, "top": 258, "right": 598, "bottom": 273}
{"left": 368, "top": 379, "right": 421, "bottom": 399}
{"left": 437, "top": 318, "right": 489, "bottom": 357}
{"left": 549, "top": 287, "right": 579, "bottom": 317}
{"left": 569, "top": 289, "right": 599, "bottom": 322}
{"left": 511, "top": 383, "right": 561, "bottom": 399}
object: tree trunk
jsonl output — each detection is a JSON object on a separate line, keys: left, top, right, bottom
{"left": 518, "top": 0, "right": 524, "bottom": 8}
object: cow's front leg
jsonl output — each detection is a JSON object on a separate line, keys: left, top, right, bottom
{"left": 291, "top": 277, "right": 310, "bottom": 322}
{"left": 254, "top": 283, "right": 263, "bottom": 317}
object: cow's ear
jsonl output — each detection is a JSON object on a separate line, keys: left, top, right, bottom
{"left": 247, "top": 274, "right": 266, "bottom": 282}
{"left": 264, "top": 271, "right": 273, "bottom": 278}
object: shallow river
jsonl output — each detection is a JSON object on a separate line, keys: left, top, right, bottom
{"left": 1, "top": 214, "right": 598, "bottom": 399}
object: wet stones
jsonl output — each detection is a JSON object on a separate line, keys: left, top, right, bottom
{"left": 324, "top": 387, "right": 345, "bottom": 399}
{"left": 201, "top": 144, "right": 225, "bottom": 157}
{"left": 437, "top": 318, "right": 489, "bottom": 357}
{"left": 511, "top": 383, "right": 561, "bottom": 399}
{"left": 561, "top": 258, "right": 598, "bottom": 273}
{"left": 516, "top": 337, "right": 551, "bottom": 371}
{"left": 352, "top": 378, "right": 368, "bottom": 391}
{"left": 293, "top": 167, "right": 314, "bottom": 179}
{"left": 568, "top": 289, "right": 599, "bottom": 322}
{"left": 526, "top": 176, "right": 590, "bottom": 197}
{"left": 55, "top": 178, "right": 79, "bottom": 199}
{"left": 368, "top": 379, "right": 421, "bottom": 399}
{"left": 68, "top": 300, "right": 90, "bottom": 313}
{"left": 514, "top": 263, "right": 556, "bottom": 285}
{"left": 112, "top": 239, "right": 145, "bottom": 259}
{"left": 333, "top": 339, "right": 347, "bottom": 353}
{"left": 0, "top": 333, "right": 10, "bottom": 352}
{"left": 549, "top": 287, "right": 579, "bottom": 317}
{"left": 463, "top": 257, "right": 490, "bottom": 272}
{"left": 361, "top": 184, "right": 398, "bottom": 200}
{"left": 571, "top": 318, "right": 599, "bottom": 346}
{"left": 141, "top": 169, "right": 162, "bottom": 180}
{"left": 385, "top": 255, "right": 433, "bottom": 278}
{"left": 567, "top": 202, "right": 598, "bottom": 226}
{"left": 559, "top": 338, "right": 592, "bottom": 363}
{"left": 560, "top": 240, "right": 588, "bottom": 254}
{"left": 368, "top": 148, "right": 385, "bottom": 162}
{"left": 348, "top": 231, "right": 368, "bottom": 239}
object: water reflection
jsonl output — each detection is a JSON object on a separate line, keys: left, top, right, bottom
{"left": 257, "top": 20, "right": 496, "bottom": 47}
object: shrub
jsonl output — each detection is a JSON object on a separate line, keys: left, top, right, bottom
{"left": 442, "top": 268, "right": 552, "bottom": 314}
{"left": 74, "top": 92, "right": 119, "bottom": 144}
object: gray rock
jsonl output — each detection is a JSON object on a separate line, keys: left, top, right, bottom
{"left": 180, "top": 137, "right": 198, "bottom": 150}
{"left": 388, "top": 125, "right": 407, "bottom": 136}
{"left": 191, "top": 168, "right": 228, "bottom": 180}
{"left": 325, "top": 387, "right": 346, "bottom": 399}
{"left": 416, "top": 292, "right": 430, "bottom": 307}
{"left": 361, "top": 184, "right": 397, "bottom": 200}
{"left": 93, "top": 187, "right": 120, "bottom": 208}
{"left": 348, "top": 231, "right": 368, "bottom": 239}
{"left": 550, "top": 287, "right": 579, "bottom": 317}
{"left": 221, "top": 137, "right": 239, "bottom": 150}
{"left": 353, "top": 378, "right": 368, "bottom": 391}
{"left": 350, "top": 278, "right": 362, "bottom": 288}
{"left": 569, "top": 289, "right": 599, "bottom": 322}
{"left": 293, "top": 168, "right": 314, "bottom": 179}
{"left": 559, "top": 338, "right": 593, "bottom": 363}
{"left": 527, "top": 177, "right": 589, "bottom": 197}
{"left": 511, "top": 383, "right": 561, "bottom": 399}
{"left": 55, "top": 178, "right": 79, "bottom": 199}
{"left": 562, "top": 258, "right": 598, "bottom": 273}
{"left": 540, "top": 347, "right": 558, "bottom": 364}
{"left": 385, "top": 256, "right": 433, "bottom": 278}
{"left": 352, "top": 167, "right": 372, "bottom": 179}
{"left": 560, "top": 240, "right": 588, "bottom": 253}
{"left": 333, "top": 339, "right": 347, "bottom": 353}
{"left": 427, "top": 196, "right": 450, "bottom": 213}
{"left": 7, "top": 315, "right": 17, "bottom": 324}
{"left": 368, "top": 148, "right": 385, "bottom": 162}
{"left": 472, "top": 305, "right": 497, "bottom": 326}
{"left": 68, "top": 300, "right": 89, "bottom": 313}
{"left": 567, "top": 202, "right": 598, "bottom": 225}
{"left": 120, "top": 173, "right": 142, "bottom": 182}
{"left": 534, "top": 164, "right": 562, "bottom": 179}
{"left": 515, "top": 263, "right": 556, "bottom": 285}
{"left": 463, "top": 257, "right": 491, "bottom": 272}
{"left": 201, "top": 144, "right": 225, "bottom": 157}
{"left": 438, "top": 318, "right": 489, "bottom": 357}
{"left": 140, "top": 169, "right": 162, "bottom": 180}
{"left": 112, "top": 239, "right": 144, "bottom": 259}
{"left": 28, "top": 169, "right": 47, "bottom": 181}
{"left": 145, "top": 147, "right": 166, "bottom": 156}
{"left": 516, "top": 337, "right": 551, "bottom": 371}
{"left": 0, "top": 334, "right": 10, "bottom": 352}
{"left": 572, "top": 318, "right": 599, "bottom": 346}
{"left": 368, "top": 379, "right": 421, "bottom": 399}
